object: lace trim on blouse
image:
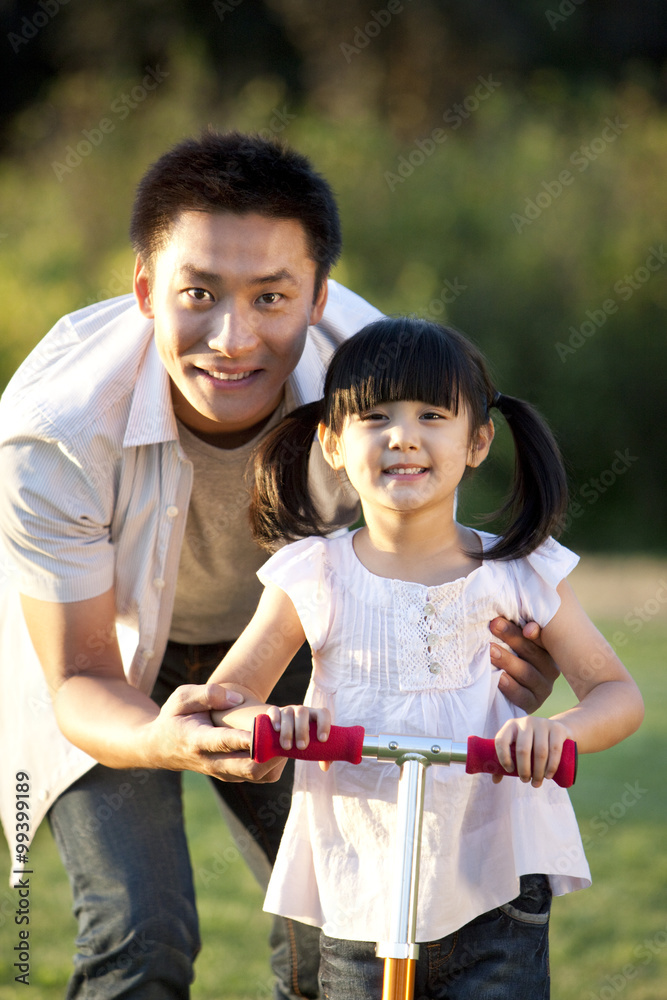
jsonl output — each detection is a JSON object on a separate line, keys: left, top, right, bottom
{"left": 393, "top": 577, "right": 472, "bottom": 691}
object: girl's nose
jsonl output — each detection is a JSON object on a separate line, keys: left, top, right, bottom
{"left": 388, "top": 421, "right": 419, "bottom": 450}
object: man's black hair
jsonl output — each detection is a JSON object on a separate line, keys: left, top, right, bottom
{"left": 130, "top": 129, "right": 342, "bottom": 293}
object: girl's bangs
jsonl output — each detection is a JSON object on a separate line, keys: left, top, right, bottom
{"left": 325, "top": 320, "right": 476, "bottom": 430}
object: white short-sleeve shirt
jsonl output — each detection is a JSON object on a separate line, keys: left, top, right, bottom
{"left": 259, "top": 530, "right": 592, "bottom": 942}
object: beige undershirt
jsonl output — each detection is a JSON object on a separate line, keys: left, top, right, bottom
{"left": 169, "top": 403, "right": 287, "bottom": 644}
{"left": 169, "top": 400, "right": 361, "bottom": 644}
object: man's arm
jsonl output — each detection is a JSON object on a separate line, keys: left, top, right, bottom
{"left": 20, "top": 588, "right": 286, "bottom": 783}
{"left": 489, "top": 617, "right": 560, "bottom": 713}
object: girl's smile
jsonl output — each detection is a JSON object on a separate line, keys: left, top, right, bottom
{"left": 383, "top": 463, "right": 429, "bottom": 478}
{"left": 320, "top": 399, "right": 493, "bottom": 520}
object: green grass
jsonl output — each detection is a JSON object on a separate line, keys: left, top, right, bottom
{"left": 1, "top": 619, "right": 665, "bottom": 999}
{"left": 540, "top": 621, "right": 667, "bottom": 1000}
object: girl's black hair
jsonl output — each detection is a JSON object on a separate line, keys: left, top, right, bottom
{"left": 250, "top": 317, "right": 568, "bottom": 560}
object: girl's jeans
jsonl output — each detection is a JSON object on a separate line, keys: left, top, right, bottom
{"left": 48, "top": 639, "right": 320, "bottom": 1000}
{"left": 319, "top": 874, "right": 552, "bottom": 1000}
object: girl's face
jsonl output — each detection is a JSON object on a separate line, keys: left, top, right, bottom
{"left": 319, "top": 399, "right": 493, "bottom": 518}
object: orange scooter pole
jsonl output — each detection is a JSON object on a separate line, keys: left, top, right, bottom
{"left": 382, "top": 957, "right": 416, "bottom": 1000}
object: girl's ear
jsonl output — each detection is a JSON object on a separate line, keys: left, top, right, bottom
{"left": 317, "top": 422, "right": 345, "bottom": 470}
{"left": 467, "top": 419, "right": 494, "bottom": 468}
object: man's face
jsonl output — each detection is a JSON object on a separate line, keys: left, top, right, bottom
{"left": 135, "top": 210, "right": 328, "bottom": 446}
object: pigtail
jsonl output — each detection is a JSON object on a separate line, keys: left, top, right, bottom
{"left": 249, "top": 400, "right": 328, "bottom": 549}
{"left": 483, "top": 392, "right": 568, "bottom": 560}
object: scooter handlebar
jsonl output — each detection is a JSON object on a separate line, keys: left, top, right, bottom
{"left": 250, "top": 716, "right": 577, "bottom": 787}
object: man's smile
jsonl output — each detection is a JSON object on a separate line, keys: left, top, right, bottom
{"left": 200, "top": 368, "right": 259, "bottom": 382}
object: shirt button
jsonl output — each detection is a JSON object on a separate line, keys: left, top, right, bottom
{"left": 37, "top": 789, "right": 50, "bottom": 803}
{"left": 143, "top": 649, "right": 155, "bottom": 661}
{"left": 166, "top": 505, "right": 179, "bottom": 518}
{"left": 153, "top": 577, "right": 166, "bottom": 589}
{"left": 423, "top": 603, "right": 436, "bottom": 618}
{"left": 429, "top": 661, "right": 442, "bottom": 675}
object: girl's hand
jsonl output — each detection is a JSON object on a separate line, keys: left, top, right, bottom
{"left": 494, "top": 716, "right": 572, "bottom": 788}
{"left": 265, "top": 704, "right": 332, "bottom": 752}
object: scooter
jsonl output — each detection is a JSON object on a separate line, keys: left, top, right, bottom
{"left": 252, "top": 716, "right": 577, "bottom": 1000}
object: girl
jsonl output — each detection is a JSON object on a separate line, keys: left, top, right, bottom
{"left": 210, "top": 317, "right": 643, "bottom": 999}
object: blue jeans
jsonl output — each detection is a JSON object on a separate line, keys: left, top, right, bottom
{"left": 48, "top": 640, "right": 320, "bottom": 999}
{"left": 319, "top": 874, "right": 552, "bottom": 1000}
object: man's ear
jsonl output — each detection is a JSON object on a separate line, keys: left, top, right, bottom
{"left": 134, "top": 257, "right": 154, "bottom": 318}
{"left": 317, "top": 422, "right": 344, "bottom": 471}
{"left": 309, "top": 277, "right": 329, "bottom": 327}
{"left": 467, "top": 419, "right": 495, "bottom": 468}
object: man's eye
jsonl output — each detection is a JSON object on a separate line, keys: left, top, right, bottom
{"left": 187, "top": 288, "right": 213, "bottom": 302}
{"left": 257, "top": 292, "right": 282, "bottom": 305}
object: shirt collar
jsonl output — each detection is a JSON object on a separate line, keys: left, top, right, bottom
{"left": 123, "top": 335, "right": 178, "bottom": 447}
{"left": 287, "top": 332, "right": 327, "bottom": 410}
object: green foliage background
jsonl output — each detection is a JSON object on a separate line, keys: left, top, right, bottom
{"left": 1, "top": 24, "right": 665, "bottom": 551}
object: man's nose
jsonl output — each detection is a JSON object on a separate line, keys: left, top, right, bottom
{"left": 207, "top": 307, "right": 259, "bottom": 355}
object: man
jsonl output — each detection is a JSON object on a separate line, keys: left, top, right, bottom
{"left": 0, "top": 131, "right": 558, "bottom": 998}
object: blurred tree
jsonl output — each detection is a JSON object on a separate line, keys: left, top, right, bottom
{"left": 2, "top": 0, "right": 667, "bottom": 149}
{"left": 0, "top": 0, "right": 303, "bottom": 150}
{"left": 0, "top": 0, "right": 665, "bottom": 552}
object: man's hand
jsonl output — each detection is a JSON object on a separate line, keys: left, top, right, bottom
{"left": 22, "top": 589, "right": 287, "bottom": 782}
{"left": 489, "top": 618, "right": 560, "bottom": 713}
{"left": 146, "top": 683, "right": 288, "bottom": 784}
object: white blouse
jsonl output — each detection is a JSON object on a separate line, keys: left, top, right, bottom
{"left": 259, "top": 529, "right": 591, "bottom": 943}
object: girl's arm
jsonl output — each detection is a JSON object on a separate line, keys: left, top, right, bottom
{"left": 495, "top": 579, "right": 644, "bottom": 787}
{"left": 208, "top": 582, "right": 330, "bottom": 750}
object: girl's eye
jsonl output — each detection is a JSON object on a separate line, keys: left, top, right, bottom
{"left": 360, "top": 412, "right": 387, "bottom": 422}
{"left": 421, "top": 410, "right": 448, "bottom": 420}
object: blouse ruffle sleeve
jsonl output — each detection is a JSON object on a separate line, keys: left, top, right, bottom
{"left": 257, "top": 536, "right": 333, "bottom": 652}
{"left": 511, "top": 536, "right": 580, "bottom": 627}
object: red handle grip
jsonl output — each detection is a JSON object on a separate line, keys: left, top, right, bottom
{"left": 252, "top": 714, "right": 365, "bottom": 765}
{"left": 466, "top": 736, "right": 577, "bottom": 788}
{"left": 251, "top": 716, "right": 577, "bottom": 787}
